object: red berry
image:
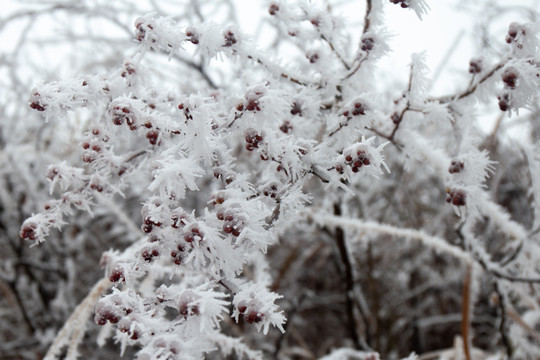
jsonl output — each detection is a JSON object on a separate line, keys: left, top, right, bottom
{"left": 268, "top": 4, "right": 279, "bottom": 15}
{"left": 280, "top": 121, "right": 292, "bottom": 133}
{"left": 109, "top": 265, "right": 125, "bottom": 283}
{"left": 361, "top": 37, "right": 374, "bottom": 51}
{"left": 290, "top": 102, "right": 302, "bottom": 116}
{"left": 224, "top": 30, "right": 237, "bottom": 47}
{"left": 468, "top": 58, "right": 482, "bottom": 74}
{"left": 20, "top": 223, "right": 38, "bottom": 241}
{"left": 246, "top": 310, "right": 263, "bottom": 323}
{"left": 502, "top": 67, "right": 518, "bottom": 88}
{"left": 146, "top": 131, "right": 159, "bottom": 145}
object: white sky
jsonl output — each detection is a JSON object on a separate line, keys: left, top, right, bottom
{"left": 2, "top": 0, "right": 538, "bottom": 134}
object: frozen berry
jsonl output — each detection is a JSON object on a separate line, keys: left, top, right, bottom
{"left": 109, "top": 265, "right": 125, "bottom": 283}
{"left": 280, "top": 121, "right": 292, "bottom": 133}
{"left": 20, "top": 223, "right": 38, "bottom": 241}
{"left": 307, "top": 52, "right": 319, "bottom": 64}
{"left": 498, "top": 93, "right": 511, "bottom": 111}
{"left": 448, "top": 160, "right": 464, "bottom": 174}
{"left": 246, "top": 310, "right": 263, "bottom": 323}
{"left": 224, "top": 30, "right": 237, "bottom": 47}
{"left": 502, "top": 67, "right": 518, "bottom": 88}
{"left": 361, "top": 37, "right": 375, "bottom": 51}
{"left": 268, "top": 4, "right": 279, "bottom": 15}
{"left": 146, "top": 130, "right": 159, "bottom": 145}
{"left": 468, "top": 58, "right": 482, "bottom": 74}
{"left": 186, "top": 29, "right": 199, "bottom": 44}
{"left": 391, "top": 112, "right": 400, "bottom": 124}
{"left": 290, "top": 102, "right": 302, "bottom": 116}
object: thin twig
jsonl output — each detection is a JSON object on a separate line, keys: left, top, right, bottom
{"left": 332, "top": 202, "right": 363, "bottom": 350}
{"left": 493, "top": 282, "right": 513, "bottom": 358}
{"left": 320, "top": 34, "right": 350, "bottom": 70}
{"left": 362, "top": 0, "right": 373, "bottom": 35}
{"left": 246, "top": 55, "right": 309, "bottom": 87}
{"left": 433, "top": 62, "right": 506, "bottom": 103}
{"left": 461, "top": 264, "right": 472, "bottom": 360}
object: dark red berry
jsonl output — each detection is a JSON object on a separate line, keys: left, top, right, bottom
{"left": 361, "top": 37, "right": 374, "bottom": 51}
{"left": 269, "top": 4, "right": 279, "bottom": 15}
{"left": 468, "top": 58, "right": 482, "bottom": 74}
{"left": 246, "top": 310, "right": 263, "bottom": 323}
{"left": 290, "top": 102, "right": 302, "bottom": 116}
{"left": 498, "top": 93, "right": 511, "bottom": 111}
{"left": 245, "top": 98, "right": 260, "bottom": 111}
{"left": 502, "top": 67, "right": 518, "bottom": 88}
{"left": 224, "top": 30, "right": 237, "bottom": 47}
{"left": 109, "top": 265, "right": 125, "bottom": 283}
{"left": 186, "top": 29, "right": 199, "bottom": 44}
{"left": 451, "top": 191, "right": 466, "bottom": 206}
{"left": 280, "top": 121, "right": 292, "bottom": 133}
{"left": 307, "top": 53, "right": 319, "bottom": 63}
{"left": 20, "top": 223, "right": 37, "bottom": 241}
{"left": 146, "top": 131, "right": 159, "bottom": 145}
{"left": 448, "top": 160, "right": 464, "bottom": 174}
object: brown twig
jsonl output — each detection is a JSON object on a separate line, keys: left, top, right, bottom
{"left": 362, "top": 0, "right": 373, "bottom": 35}
{"left": 332, "top": 202, "right": 363, "bottom": 350}
{"left": 320, "top": 33, "right": 350, "bottom": 70}
{"left": 246, "top": 55, "right": 309, "bottom": 87}
{"left": 433, "top": 62, "right": 506, "bottom": 103}
{"left": 492, "top": 282, "right": 513, "bottom": 358}
{"left": 461, "top": 263, "right": 472, "bottom": 360}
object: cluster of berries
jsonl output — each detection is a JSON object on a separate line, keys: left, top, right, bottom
{"left": 237, "top": 88, "right": 265, "bottom": 112}
{"left": 183, "top": 225, "right": 204, "bottom": 244}
{"left": 82, "top": 128, "right": 108, "bottom": 164}
{"left": 446, "top": 189, "right": 466, "bottom": 206}
{"left": 178, "top": 293, "right": 200, "bottom": 318}
{"left": 245, "top": 128, "right": 264, "bottom": 151}
{"left": 20, "top": 222, "right": 37, "bottom": 241}
{"left": 216, "top": 208, "right": 245, "bottom": 237}
{"left": 224, "top": 30, "right": 237, "bottom": 47}
{"left": 268, "top": 4, "right": 279, "bottom": 15}
{"left": 342, "top": 102, "right": 367, "bottom": 118}
{"left": 280, "top": 120, "right": 292, "bottom": 134}
{"left": 214, "top": 193, "right": 246, "bottom": 237}
{"left": 141, "top": 246, "right": 160, "bottom": 262}
{"left": 336, "top": 148, "right": 371, "bottom": 174}
{"left": 468, "top": 58, "right": 482, "bottom": 74}
{"left": 498, "top": 67, "right": 519, "bottom": 111}
{"left": 306, "top": 51, "right": 319, "bottom": 64}
{"left": 448, "top": 160, "right": 464, "bottom": 174}
{"left": 237, "top": 301, "right": 263, "bottom": 324}
{"left": 29, "top": 91, "right": 46, "bottom": 111}
{"left": 505, "top": 22, "right": 525, "bottom": 45}
{"left": 361, "top": 37, "right": 375, "bottom": 52}
{"left": 185, "top": 28, "right": 199, "bottom": 44}
{"left": 389, "top": 0, "right": 410, "bottom": 8}
{"left": 112, "top": 104, "right": 137, "bottom": 130}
